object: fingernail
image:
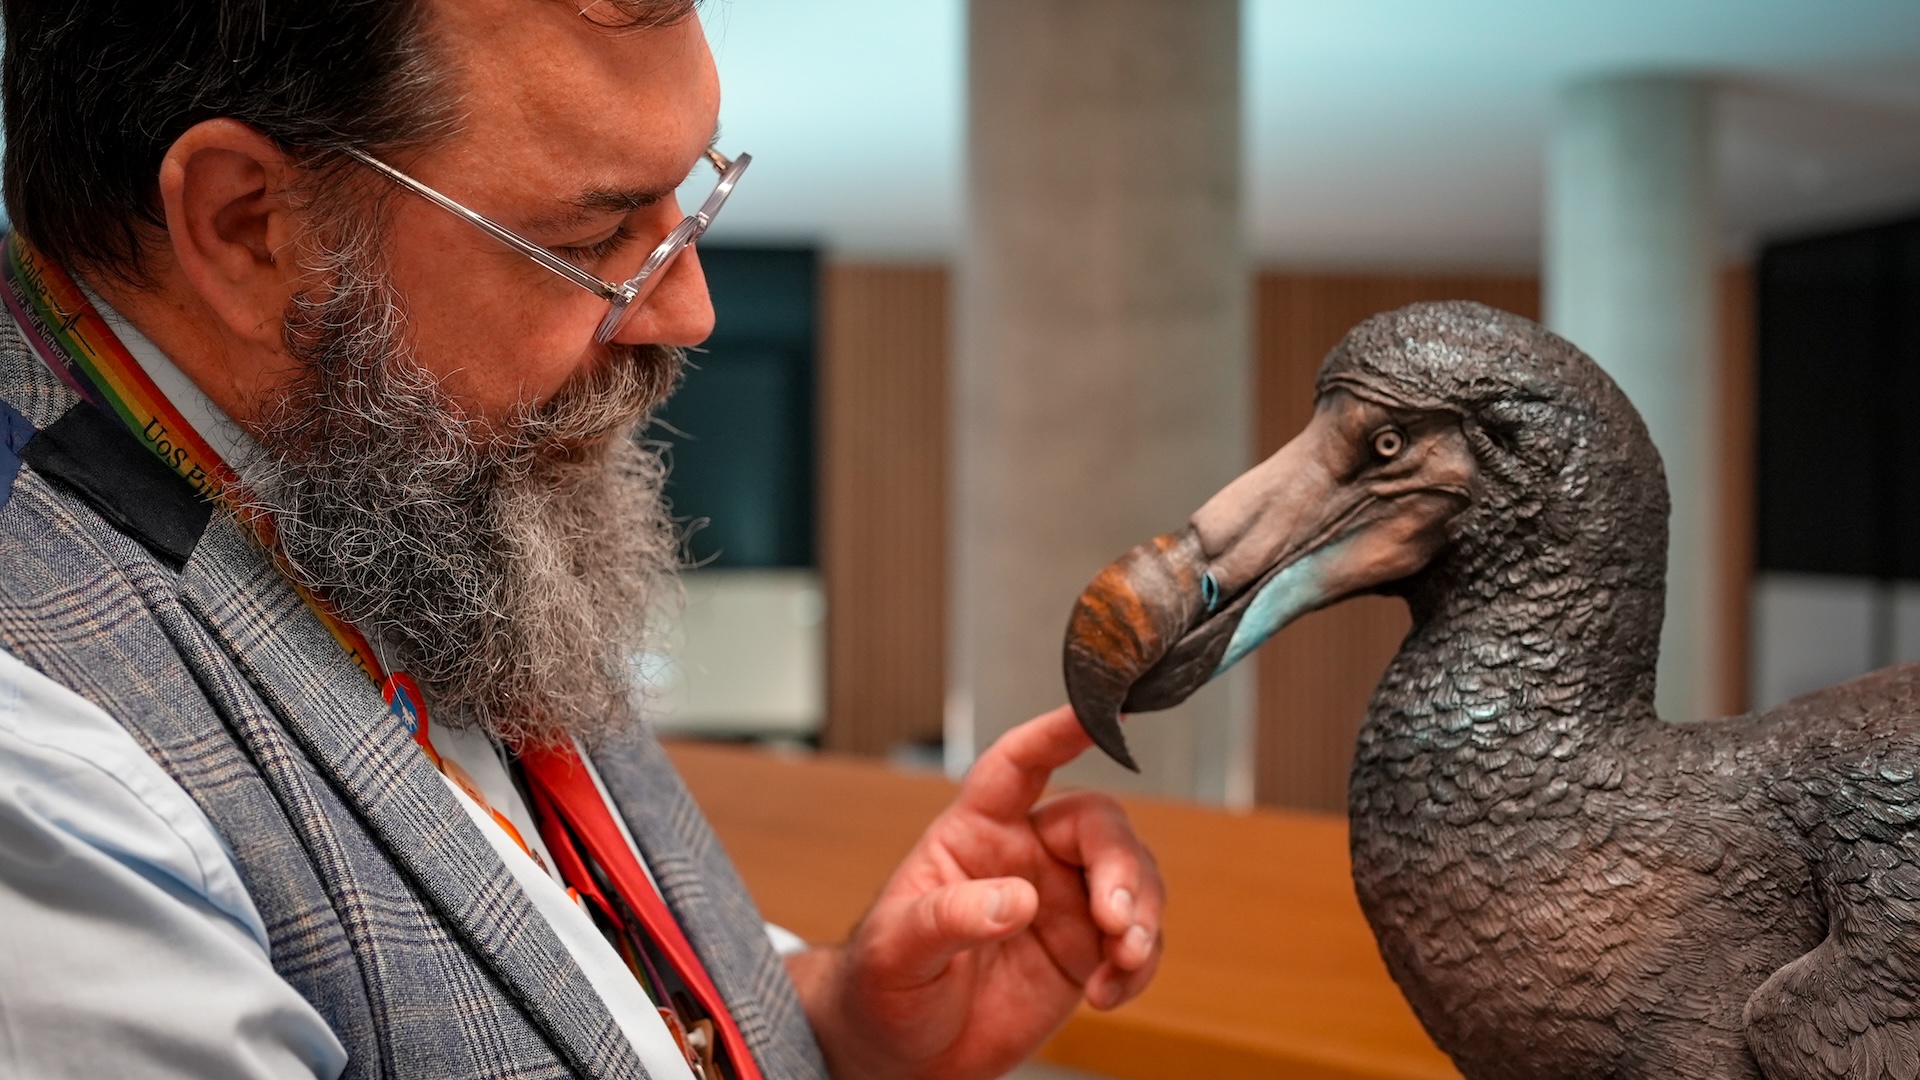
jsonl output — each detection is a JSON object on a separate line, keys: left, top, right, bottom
{"left": 1110, "top": 887, "right": 1134, "bottom": 922}
{"left": 1124, "top": 924, "right": 1151, "bottom": 960}
{"left": 986, "top": 887, "right": 1008, "bottom": 925}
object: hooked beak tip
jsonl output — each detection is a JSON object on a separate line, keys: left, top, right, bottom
{"left": 1061, "top": 531, "right": 1206, "bottom": 772}
{"left": 1063, "top": 608, "right": 1142, "bottom": 771}
{"left": 1070, "top": 699, "right": 1140, "bottom": 772}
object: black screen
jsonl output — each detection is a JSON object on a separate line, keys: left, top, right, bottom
{"left": 1756, "top": 213, "right": 1920, "bottom": 577}
{"left": 650, "top": 247, "right": 818, "bottom": 568}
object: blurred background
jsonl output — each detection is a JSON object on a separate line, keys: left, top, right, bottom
{"left": 645, "top": 0, "right": 1920, "bottom": 811}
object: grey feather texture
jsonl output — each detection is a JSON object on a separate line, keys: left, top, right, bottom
{"left": 1336, "top": 301, "right": 1920, "bottom": 1079}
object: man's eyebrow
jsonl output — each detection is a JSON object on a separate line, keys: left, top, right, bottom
{"left": 521, "top": 186, "right": 677, "bottom": 235}
{"left": 523, "top": 127, "right": 723, "bottom": 236}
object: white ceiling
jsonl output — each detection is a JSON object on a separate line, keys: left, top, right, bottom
{"left": 693, "top": 0, "right": 1920, "bottom": 268}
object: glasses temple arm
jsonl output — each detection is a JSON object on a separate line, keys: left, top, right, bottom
{"left": 340, "top": 148, "right": 626, "bottom": 301}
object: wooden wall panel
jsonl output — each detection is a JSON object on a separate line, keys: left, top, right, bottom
{"left": 1253, "top": 273, "right": 1541, "bottom": 811}
{"left": 819, "top": 264, "right": 950, "bottom": 755}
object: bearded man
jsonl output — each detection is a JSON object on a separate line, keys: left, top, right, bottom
{"left": 0, "top": 2, "right": 1164, "bottom": 1078}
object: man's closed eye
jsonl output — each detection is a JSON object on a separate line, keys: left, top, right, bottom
{"left": 552, "top": 222, "right": 640, "bottom": 266}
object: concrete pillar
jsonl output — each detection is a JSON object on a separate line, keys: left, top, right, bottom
{"left": 952, "top": 0, "right": 1251, "bottom": 800}
{"left": 1546, "top": 75, "right": 1721, "bottom": 723}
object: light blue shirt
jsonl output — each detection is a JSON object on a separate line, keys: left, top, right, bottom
{"left": 0, "top": 646, "right": 349, "bottom": 1078}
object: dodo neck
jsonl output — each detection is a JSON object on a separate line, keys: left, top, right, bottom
{"left": 1362, "top": 441, "right": 1669, "bottom": 766}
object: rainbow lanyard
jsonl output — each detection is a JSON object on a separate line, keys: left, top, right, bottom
{"left": 0, "top": 231, "right": 544, "bottom": 864}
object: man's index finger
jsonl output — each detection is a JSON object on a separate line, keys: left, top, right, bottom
{"left": 955, "top": 704, "right": 1094, "bottom": 822}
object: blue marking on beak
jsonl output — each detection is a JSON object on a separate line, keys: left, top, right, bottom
{"left": 1211, "top": 547, "right": 1336, "bottom": 677}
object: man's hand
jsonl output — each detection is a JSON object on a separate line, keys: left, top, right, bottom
{"left": 786, "top": 705, "right": 1164, "bottom": 1080}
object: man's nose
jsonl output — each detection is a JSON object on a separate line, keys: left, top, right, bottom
{"left": 609, "top": 242, "right": 716, "bottom": 348}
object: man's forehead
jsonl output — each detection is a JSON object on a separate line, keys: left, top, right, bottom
{"left": 421, "top": 0, "right": 718, "bottom": 206}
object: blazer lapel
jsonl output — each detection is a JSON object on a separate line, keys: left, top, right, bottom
{"left": 173, "top": 515, "right": 646, "bottom": 1080}
{"left": 592, "top": 735, "right": 831, "bottom": 1080}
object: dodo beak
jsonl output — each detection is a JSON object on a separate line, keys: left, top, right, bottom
{"left": 1062, "top": 391, "right": 1471, "bottom": 769}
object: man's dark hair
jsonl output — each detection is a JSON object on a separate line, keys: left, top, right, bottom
{"left": 1, "top": 0, "right": 697, "bottom": 282}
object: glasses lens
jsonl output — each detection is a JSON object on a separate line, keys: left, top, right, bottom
{"left": 594, "top": 242, "right": 691, "bottom": 343}
{"left": 591, "top": 152, "right": 750, "bottom": 345}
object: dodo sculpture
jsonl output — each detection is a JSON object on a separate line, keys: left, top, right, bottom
{"left": 1062, "top": 301, "right": 1920, "bottom": 1079}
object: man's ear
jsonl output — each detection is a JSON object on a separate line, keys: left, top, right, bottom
{"left": 156, "top": 119, "right": 304, "bottom": 355}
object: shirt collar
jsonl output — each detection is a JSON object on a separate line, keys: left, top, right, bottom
{"left": 80, "top": 286, "right": 262, "bottom": 469}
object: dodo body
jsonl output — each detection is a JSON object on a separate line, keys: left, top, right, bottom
{"left": 1360, "top": 602, "right": 1920, "bottom": 1078}
{"left": 1062, "top": 302, "right": 1920, "bottom": 1078}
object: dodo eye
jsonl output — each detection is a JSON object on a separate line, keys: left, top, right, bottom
{"left": 1371, "top": 427, "right": 1406, "bottom": 460}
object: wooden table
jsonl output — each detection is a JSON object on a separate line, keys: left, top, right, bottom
{"left": 664, "top": 741, "right": 1461, "bottom": 1080}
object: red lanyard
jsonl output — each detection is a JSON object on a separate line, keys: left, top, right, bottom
{"left": 520, "top": 748, "right": 764, "bottom": 1080}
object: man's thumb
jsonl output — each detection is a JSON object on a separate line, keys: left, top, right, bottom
{"left": 871, "top": 877, "right": 1038, "bottom": 984}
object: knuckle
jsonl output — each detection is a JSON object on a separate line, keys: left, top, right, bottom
{"left": 931, "top": 887, "right": 970, "bottom": 933}
{"left": 915, "top": 891, "right": 956, "bottom": 941}
{"left": 1029, "top": 791, "right": 1078, "bottom": 820}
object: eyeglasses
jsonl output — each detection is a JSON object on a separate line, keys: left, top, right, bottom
{"left": 342, "top": 146, "right": 750, "bottom": 344}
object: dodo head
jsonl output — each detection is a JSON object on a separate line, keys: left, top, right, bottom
{"left": 1063, "top": 300, "right": 1666, "bottom": 770}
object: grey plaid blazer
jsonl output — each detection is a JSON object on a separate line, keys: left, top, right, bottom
{"left": 0, "top": 312, "right": 828, "bottom": 1080}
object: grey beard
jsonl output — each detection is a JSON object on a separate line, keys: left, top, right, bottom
{"left": 237, "top": 239, "right": 685, "bottom": 748}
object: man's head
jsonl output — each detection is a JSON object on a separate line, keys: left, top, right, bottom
{"left": 3, "top": 0, "right": 725, "bottom": 745}
{"left": 5, "top": 0, "right": 719, "bottom": 408}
